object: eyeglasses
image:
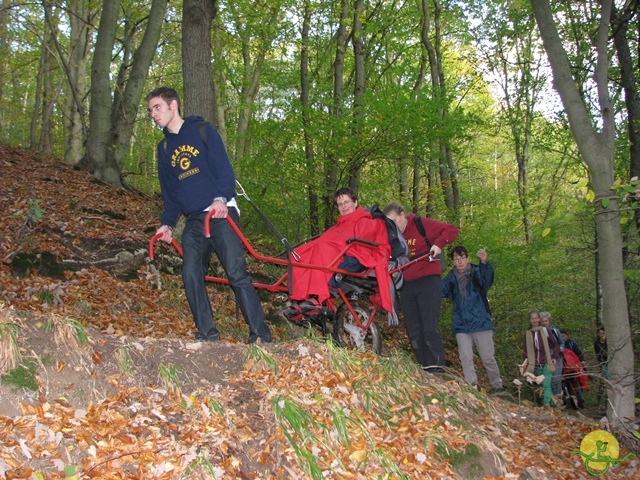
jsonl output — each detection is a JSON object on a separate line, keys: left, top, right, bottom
{"left": 453, "top": 256, "right": 468, "bottom": 262}
{"left": 336, "top": 200, "right": 354, "bottom": 208}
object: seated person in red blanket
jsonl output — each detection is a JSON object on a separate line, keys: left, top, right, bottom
{"left": 288, "top": 187, "right": 393, "bottom": 313}
{"left": 562, "top": 345, "right": 589, "bottom": 408}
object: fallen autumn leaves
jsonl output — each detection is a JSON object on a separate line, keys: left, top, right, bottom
{"left": 1, "top": 145, "right": 639, "bottom": 479}
{"left": 1, "top": 309, "right": 638, "bottom": 479}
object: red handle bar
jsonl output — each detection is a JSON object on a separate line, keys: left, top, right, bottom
{"left": 204, "top": 209, "right": 290, "bottom": 266}
{"left": 148, "top": 234, "right": 182, "bottom": 259}
{"left": 148, "top": 210, "right": 289, "bottom": 268}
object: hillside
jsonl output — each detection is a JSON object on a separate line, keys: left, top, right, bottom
{"left": 0, "top": 144, "right": 638, "bottom": 479}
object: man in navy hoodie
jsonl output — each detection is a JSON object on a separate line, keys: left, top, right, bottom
{"left": 146, "top": 87, "right": 271, "bottom": 344}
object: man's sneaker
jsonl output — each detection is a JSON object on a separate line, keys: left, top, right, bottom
{"left": 421, "top": 366, "right": 446, "bottom": 374}
{"left": 491, "top": 387, "right": 507, "bottom": 396}
{"left": 195, "top": 335, "right": 219, "bottom": 343}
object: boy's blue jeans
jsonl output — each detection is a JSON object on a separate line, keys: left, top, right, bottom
{"left": 181, "top": 208, "right": 271, "bottom": 343}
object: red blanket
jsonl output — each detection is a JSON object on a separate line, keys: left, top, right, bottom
{"left": 562, "top": 348, "right": 589, "bottom": 391}
{"left": 289, "top": 207, "right": 393, "bottom": 312}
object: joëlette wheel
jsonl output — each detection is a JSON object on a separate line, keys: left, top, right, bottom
{"left": 333, "top": 299, "right": 383, "bottom": 355}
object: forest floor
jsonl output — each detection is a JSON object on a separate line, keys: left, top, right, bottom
{"left": 0, "top": 144, "right": 638, "bottom": 479}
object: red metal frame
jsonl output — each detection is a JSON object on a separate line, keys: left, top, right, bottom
{"left": 148, "top": 210, "right": 426, "bottom": 333}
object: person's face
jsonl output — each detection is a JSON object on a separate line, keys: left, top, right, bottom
{"left": 386, "top": 211, "right": 408, "bottom": 233}
{"left": 561, "top": 332, "right": 568, "bottom": 343}
{"left": 148, "top": 96, "right": 178, "bottom": 129}
{"left": 598, "top": 329, "right": 606, "bottom": 340}
{"left": 336, "top": 194, "right": 357, "bottom": 216}
{"left": 529, "top": 313, "right": 540, "bottom": 327}
{"left": 452, "top": 252, "right": 469, "bottom": 272}
{"left": 540, "top": 317, "right": 550, "bottom": 327}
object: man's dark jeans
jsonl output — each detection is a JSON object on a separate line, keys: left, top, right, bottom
{"left": 181, "top": 208, "right": 272, "bottom": 343}
{"left": 400, "top": 274, "right": 446, "bottom": 369}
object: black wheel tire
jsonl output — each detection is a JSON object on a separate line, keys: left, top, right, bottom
{"left": 569, "top": 395, "right": 579, "bottom": 409}
{"left": 333, "top": 299, "right": 383, "bottom": 355}
{"left": 562, "top": 382, "right": 579, "bottom": 409}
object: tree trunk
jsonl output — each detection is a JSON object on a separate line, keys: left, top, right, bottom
{"left": 483, "top": 3, "right": 542, "bottom": 245}
{"left": 347, "top": 0, "right": 365, "bottom": 192}
{"left": 112, "top": 19, "right": 135, "bottom": 129}
{"left": 233, "top": 5, "right": 280, "bottom": 162}
{"left": 425, "top": 156, "right": 437, "bottom": 216}
{"left": 612, "top": 5, "right": 640, "bottom": 236}
{"left": 0, "top": 0, "right": 6, "bottom": 110}
{"left": 62, "top": 0, "right": 91, "bottom": 165}
{"left": 515, "top": 134, "right": 533, "bottom": 245}
{"left": 420, "top": 0, "right": 458, "bottom": 218}
{"left": 30, "top": 0, "right": 55, "bottom": 152}
{"left": 419, "top": 0, "right": 435, "bottom": 213}
{"left": 212, "top": 23, "right": 226, "bottom": 138}
{"left": 37, "top": 0, "right": 57, "bottom": 154}
{"left": 531, "top": 0, "right": 635, "bottom": 429}
{"left": 79, "top": 0, "right": 167, "bottom": 187}
{"left": 182, "top": 0, "right": 216, "bottom": 123}
{"left": 111, "top": 0, "right": 168, "bottom": 177}
{"left": 301, "top": 0, "right": 319, "bottom": 235}
{"left": 413, "top": 155, "right": 422, "bottom": 213}
{"left": 235, "top": 40, "right": 264, "bottom": 161}
{"left": 432, "top": 0, "right": 458, "bottom": 217}
{"left": 81, "top": 0, "right": 121, "bottom": 186}
{"left": 30, "top": 37, "right": 44, "bottom": 151}
{"left": 324, "top": 0, "right": 350, "bottom": 230}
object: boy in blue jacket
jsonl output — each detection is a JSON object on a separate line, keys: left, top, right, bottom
{"left": 147, "top": 87, "right": 271, "bottom": 345}
{"left": 442, "top": 246, "right": 503, "bottom": 393}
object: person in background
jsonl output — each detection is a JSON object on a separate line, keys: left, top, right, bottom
{"left": 523, "top": 309, "right": 560, "bottom": 406}
{"left": 147, "top": 87, "right": 272, "bottom": 344}
{"left": 560, "top": 330, "right": 585, "bottom": 363}
{"left": 560, "top": 336, "right": 588, "bottom": 409}
{"left": 540, "top": 312, "right": 564, "bottom": 397}
{"left": 383, "top": 202, "right": 459, "bottom": 373}
{"left": 441, "top": 246, "right": 503, "bottom": 393}
{"left": 594, "top": 326, "right": 608, "bottom": 379}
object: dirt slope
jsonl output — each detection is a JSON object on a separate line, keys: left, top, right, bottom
{"left": 0, "top": 144, "right": 638, "bottom": 479}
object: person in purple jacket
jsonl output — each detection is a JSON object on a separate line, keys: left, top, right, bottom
{"left": 146, "top": 87, "right": 271, "bottom": 345}
{"left": 384, "top": 202, "right": 459, "bottom": 373}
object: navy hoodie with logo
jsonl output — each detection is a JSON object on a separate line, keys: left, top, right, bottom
{"left": 157, "top": 116, "right": 236, "bottom": 227}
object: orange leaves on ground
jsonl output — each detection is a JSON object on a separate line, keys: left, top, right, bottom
{"left": 0, "top": 385, "right": 255, "bottom": 478}
{"left": 2, "top": 147, "right": 639, "bottom": 479}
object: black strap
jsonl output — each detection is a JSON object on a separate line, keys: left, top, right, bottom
{"left": 235, "top": 181, "right": 296, "bottom": 295}
{"left": 409, "top": 215, "right": 430, "bottom": 261}
{"left": 470, "top": 270, "right": 491, "bottom": 316}
{"left": 412, "top": 215, "right": 441, "bottom": 263}
{"left": 414, "top": 215, "right": 431, "bottom": 249}
{"left": 162, "top": 121, "right": 208, "bottom": 155}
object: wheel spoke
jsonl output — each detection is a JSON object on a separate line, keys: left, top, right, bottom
{"left": 334, "top": 299, "right": 382, "bottom": 354}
